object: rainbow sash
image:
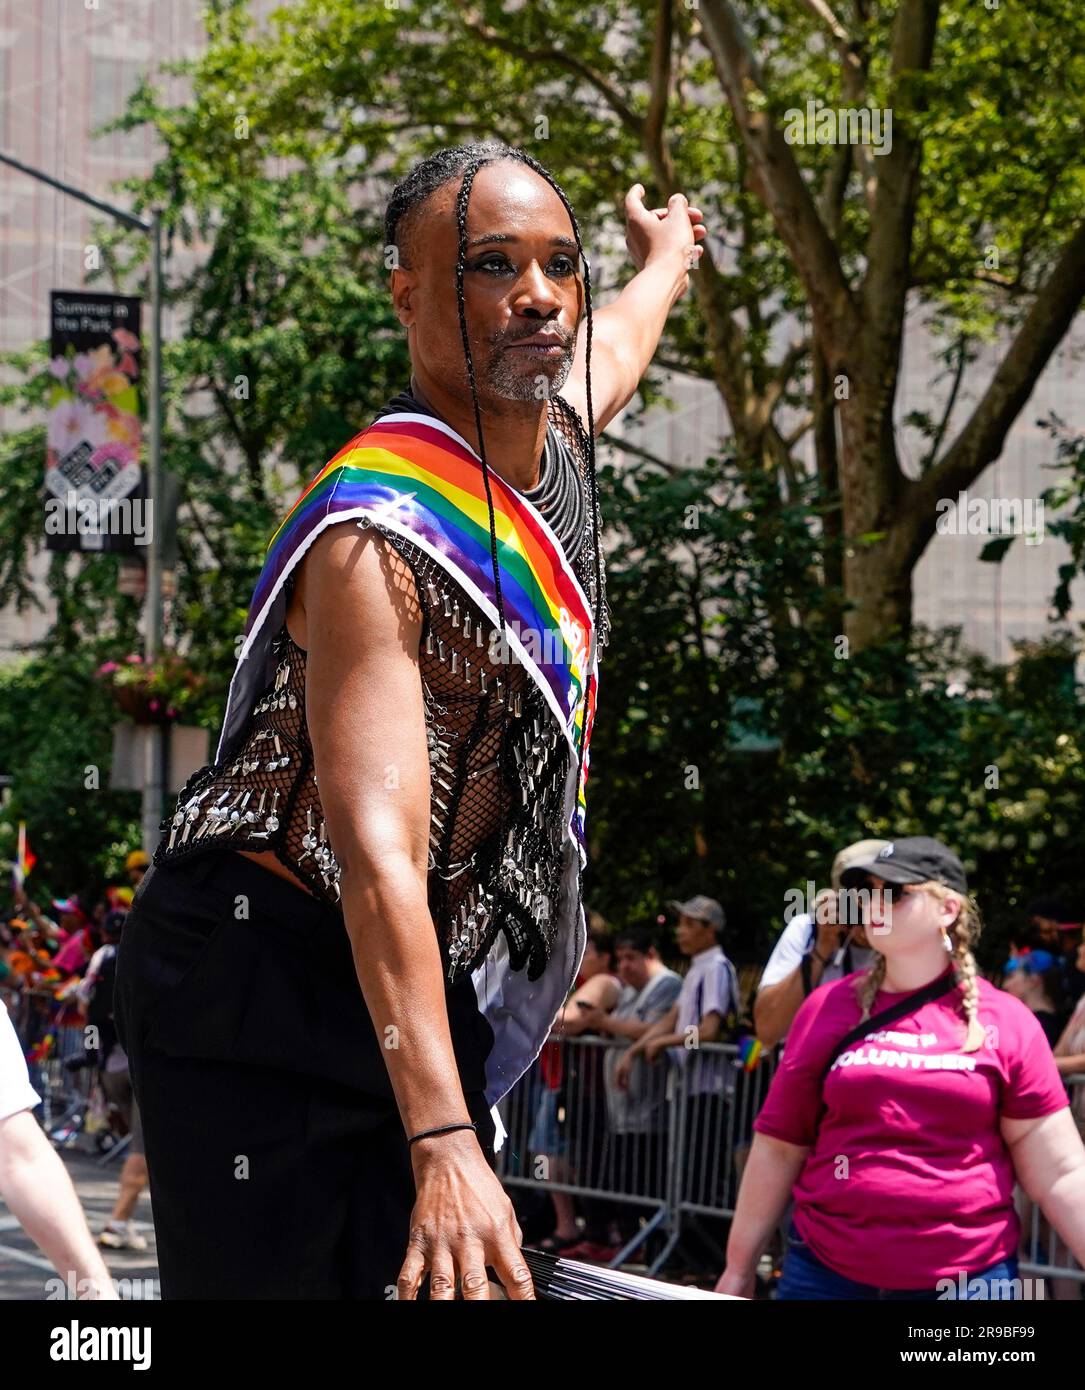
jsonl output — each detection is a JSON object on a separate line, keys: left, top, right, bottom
{"left": 217, "top": 411, "right": 600, "bottom": 861}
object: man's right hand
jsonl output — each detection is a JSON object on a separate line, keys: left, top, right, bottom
{"left": 397, "top": 1131, "right": 535, "bottom": 1300}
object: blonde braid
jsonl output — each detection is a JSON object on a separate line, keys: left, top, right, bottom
{"left": 856, "top": 951, "right": 887, "bottom": 1021}
{"left": 942, "top": 888, "right": 987, "bottom": 1052}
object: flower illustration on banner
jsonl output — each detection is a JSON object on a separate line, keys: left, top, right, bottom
{"left": 47, "top": 398, "right": 110, "bottom": 457}
{"left": 100, "top": 404, "right": 141, "bottom": 447}
{"left": 99, "top": 370, "right": 131, "bottom": 399}
{"left": 46, "top": 329, "right": 142, "bottom": 484}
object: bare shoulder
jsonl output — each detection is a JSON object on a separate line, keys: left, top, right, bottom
{"left": 290, "top": 520, "right": 422, "bottom": 657}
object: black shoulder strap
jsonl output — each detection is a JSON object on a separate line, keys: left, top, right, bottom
{"left": 818, "top": 969, "right": 957, "bottom": 1086}
{"left": 799, "top": 920, "right": 818, "bottom": 997}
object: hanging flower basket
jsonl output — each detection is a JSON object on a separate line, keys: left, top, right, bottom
{"left": 95, "top": 651, "right": 206, "bottom": 726}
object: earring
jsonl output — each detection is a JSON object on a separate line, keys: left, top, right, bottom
{"left": 941, "top": 929, "right": 954, "bottom": 954}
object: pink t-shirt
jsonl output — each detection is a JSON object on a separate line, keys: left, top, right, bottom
{"left": 754, "top": 967, "right": 1068, "bottom": 1288}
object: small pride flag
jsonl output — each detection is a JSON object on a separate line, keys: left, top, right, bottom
{"left": 738, "top": 1035, "right": 762, "bottom": 1072}
{"left": 14, "top": 822, "right": 36, "bottom": 889}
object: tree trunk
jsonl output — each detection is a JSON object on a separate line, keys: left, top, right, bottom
{"left": 838, "top": 391, "right": 912, "bottom": 650}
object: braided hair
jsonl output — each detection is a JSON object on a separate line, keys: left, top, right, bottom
{"left": 856, "top": 882, "right": 987, "bottom": 1052}
{"left": 386, "top": 142, "right": 604, "bottom": 944}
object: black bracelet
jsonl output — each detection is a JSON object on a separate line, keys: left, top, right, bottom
{"left": 407, "top": 1121, "right": 478, "bottom": 1146}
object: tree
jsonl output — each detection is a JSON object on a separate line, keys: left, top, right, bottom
{"left": 9, "top": 0, "right": 1084, "bottom": 654}
{"left": 590, "top": 441, "right": 1085, "bottom": 963}
{"left": 696, "top": 0, "right": 1085, "bottom": 647}
{"left": 4, "top": 0, "right": 1083, "bottom": 935}
{"left": 146, "top": 0, "right": 1081, "bottom": 648}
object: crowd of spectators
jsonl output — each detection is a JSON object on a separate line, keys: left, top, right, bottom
{"left": 512, "top": 837, "right": 1085, "bottom": 1293}
{"left": 1, "top": 850, "right": 151, "bottom": 1256}
{"left": 4, "top": 833, "right": 1085, "bottom": 1297}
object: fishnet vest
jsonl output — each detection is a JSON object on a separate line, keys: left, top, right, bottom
{"left": 153, "top": 395, "right": 609, "bottom": 984}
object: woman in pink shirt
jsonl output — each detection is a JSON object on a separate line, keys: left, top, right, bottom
{"left": 716, "top": 837, "right": 1085, "bottom": 1300}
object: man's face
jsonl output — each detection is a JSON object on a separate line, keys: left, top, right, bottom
{"left": 393, "top": 160, "right": 583, "bottom": 407}
{"left": 675, "top": 913, "right": 715, "bottom": 956}
{"left": 616, "top": 946, "right": 651, "bottom": 989}
{"left": 1031, "top": 915, "right": 1061, "bottom": 949}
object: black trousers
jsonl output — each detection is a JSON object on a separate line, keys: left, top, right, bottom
{"left": 113, "top": 850, "right": 496, "bottom": 1299}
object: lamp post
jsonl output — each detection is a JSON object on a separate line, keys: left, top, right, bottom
{"left": 0, "top": 149, "right": 166, "bottom": 853}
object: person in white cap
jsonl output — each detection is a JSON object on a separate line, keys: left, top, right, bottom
{"left": 755, "top": 839, "right": 889, "bottom": 1048}
{"left": 614, "top": 896, "right": 735, "bottom": 1082}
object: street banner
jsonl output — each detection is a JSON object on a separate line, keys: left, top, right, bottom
{"left": 44, "top": 291, "right": 148, "bottom": 554}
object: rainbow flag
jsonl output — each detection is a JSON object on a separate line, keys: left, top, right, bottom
{"left": 13, "top": 822, "right": 36, "bottom": 890}
{"left": 228, "top": 412, "right": 600, "bottom": 858}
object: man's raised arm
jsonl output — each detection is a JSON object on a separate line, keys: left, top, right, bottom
{"left": 560, "top": 187, "right": 707, "bottom": 435}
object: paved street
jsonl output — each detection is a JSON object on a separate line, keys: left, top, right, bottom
{"left": 0, "top": 1142, "right": 158, "bottom": 1300}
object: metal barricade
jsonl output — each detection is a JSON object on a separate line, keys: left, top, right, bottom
{"left": 497, "top": 1034, "right": 675, "bottom": 1264}
{"left": 1017, "top": 1074, "right": 1085, "bottom": 1295}
{"left": 495, "top": 1034, "right": 778, "bottom": 1273}
{"left": 4, "top": 984, "right": 94, "bottom": 1136}
{"left": 652, "top": 1040, "right": 778, "bottom": 1274}
{"left": 5, "top": 982, "right": 133, "bottom": 1161}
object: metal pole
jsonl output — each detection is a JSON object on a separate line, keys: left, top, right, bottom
{"left": 143, "top": 210, "right": 166, "bottom": 853}
{"left": 0, "top": 150, "right": 150, "bottom": 231}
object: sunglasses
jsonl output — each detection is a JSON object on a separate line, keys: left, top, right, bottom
{"left": 858, "top": 878, "right": 914, "bottom": 904}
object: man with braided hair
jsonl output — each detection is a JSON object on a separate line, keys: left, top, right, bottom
{"left": 115, "top": 141, "right": 706, "bottom": 1299}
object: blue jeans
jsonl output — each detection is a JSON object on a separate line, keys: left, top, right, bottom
{"left": 777, "top": 1223, "right": 1020, "bottom": 1300}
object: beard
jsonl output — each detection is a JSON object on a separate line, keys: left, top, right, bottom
{"left": 479, "top": 336, "right": 575, "bottom": 403}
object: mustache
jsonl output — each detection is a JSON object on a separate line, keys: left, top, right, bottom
{"left": 496, "top": 327, "right": 573, "bottom": 348}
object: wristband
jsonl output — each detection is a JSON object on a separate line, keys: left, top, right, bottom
{"left": 407, "top": 1121, "right": 478, "bottom": 1146}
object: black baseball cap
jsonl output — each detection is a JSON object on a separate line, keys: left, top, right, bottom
{"left": 849, "top": 836, "right": 968, "bottom": 893}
